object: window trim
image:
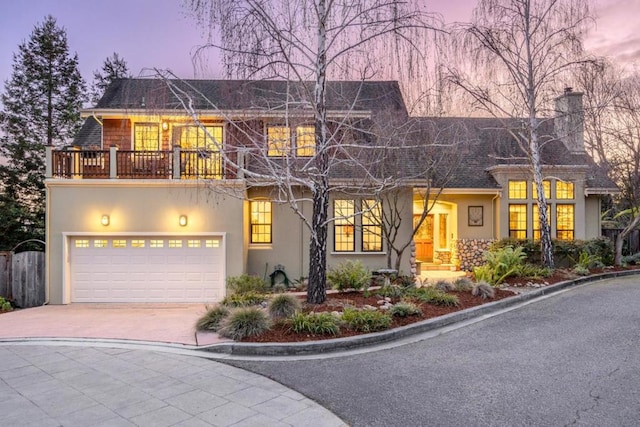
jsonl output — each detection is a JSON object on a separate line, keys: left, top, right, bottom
{"left": 361, "top": 199, "right": 382, "bottom": 253}
{"left": 266, "top": 125, "right": 291, "bottom": 157}
{"left": 556, "top": 181, "right": 575, "bottom": 200}
{"left": 508, "top": 180, "right": 527, "bottom": 200}
{"left": 250, "top": 200, "right": 272, "bottom": 244}
{"left": 556, "top": 204, "right": 575, "bottom": 240}
{"left": 334, "top": 199, "right": 355, "bottom": 252}
{"left": 133, "top": 122, "right": 160, "bottom": 151}
{"left": 508, "top": 204, "right": 528, "bottom": 239}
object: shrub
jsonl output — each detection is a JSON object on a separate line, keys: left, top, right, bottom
{"left": 490, "top": 237, "right": 614, "bottom": 267}
{"left": 221, "top": 292, "right": 266, "bottom": 307}
{"left": 341, "top": 308, "right": 392, "bottom": 332}
{"left": 474, "top": 245, "right": 526, "bottom": 286}
{"left": 289, "top": 312, "right": 341, "bottom": 335}
{"left": 407, "top": 287, "right": 460, "bottom": 306}
{"left": 268, "top": 294, "right": 302, "bottom": 318}
{"left": 217, "top": 307, "right": 271, "bottom": 340}
{"left": 453, "top": 277, "right": 474, "bottom": 292}
{"left": 572, "top": 265, "right": 590, "bottom": 276}
{"left": 327, "top": 260, "right": 370, "bottom": 291}
{"left": 392, "top": 274, "right": 416, "bottom": 288}
{"left": 472, "top": 282, "right": 495, "bottom": 299}
{"left": 517, "top": 264, "right": 552, "bottom": 279}
{"left": 573, "top": 250, "right": 602, "bottom": 270}
{"left": 434, "top": 279, "right": 455, "bottom": 292}
{"left": 291, "top": 277, "right": 308, "bottom": 292}
{"left": 195, "top": 305, "right": 230, "bottom": 331}
{"left": 226, "top": 274, "right": 269, "bottom": 295}
{"left": 389, "top": 301, "right": 422, "bottom": 317}
{"left": 622, "top": 252, "right": 640, "bottom": 265}
{"left": 0, "top": 297, "right": 13, "bottom": 312}
{"left": 375, "top": 285, "right": 406, "bottom": 299}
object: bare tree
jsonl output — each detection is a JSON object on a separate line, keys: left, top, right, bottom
{"left": 447, "top": 0, "right": 594, "bottom": 268}
{"left": 179, "top": 0, "right": 438, "bottom": 303}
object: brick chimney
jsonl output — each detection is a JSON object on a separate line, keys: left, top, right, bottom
{"left": 555, "top": 87, "right": 585, "bottom": 153}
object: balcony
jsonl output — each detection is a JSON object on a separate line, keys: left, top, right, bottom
{"left": 46, "top": 146, "right": 232, "bottom": 180}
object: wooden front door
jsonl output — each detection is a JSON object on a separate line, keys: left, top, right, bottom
{"left": 414, "top": 214, "right": 434, "bottom": 261}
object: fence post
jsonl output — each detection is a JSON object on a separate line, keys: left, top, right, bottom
{"left": 45, "top": 145, "right": 53, "bottom": 178}
{"left": 173, "top": 146, "right": 181, "bottom": 180}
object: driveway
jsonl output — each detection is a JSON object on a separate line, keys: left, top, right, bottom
{"left": 226, "top": 276, "right": 640, "bottom": 426}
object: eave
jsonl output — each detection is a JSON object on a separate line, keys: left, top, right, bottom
{"left": 81, "top": 108, "right": 372, "bottom": 120}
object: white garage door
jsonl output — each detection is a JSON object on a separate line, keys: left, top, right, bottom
{"left": 70, "top": 236, "right": 224, "bottom": 303}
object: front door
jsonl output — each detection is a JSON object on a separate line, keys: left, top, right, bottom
{"left": 414, "top": 214, "right": 434, "bottom": 261}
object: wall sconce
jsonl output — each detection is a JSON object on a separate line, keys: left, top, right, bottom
{"left": 162, "top": 121, "right": 169, "bottom": 131}
{"left": 101, "top": 214, "right": 110, "bottom": 226}
{"left": 179, "top": 215, "right": 188, "bottom": 227}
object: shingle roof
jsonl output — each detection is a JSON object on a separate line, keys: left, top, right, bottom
{"left": 72, "top": 117, "right": 101, "bottom": 147}
{"left": 94, "top": 79, "right": 408, "bottom": 115}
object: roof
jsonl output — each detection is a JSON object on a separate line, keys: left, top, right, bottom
{"left": 92, "top": 79, "right": 408, "bottom": 115}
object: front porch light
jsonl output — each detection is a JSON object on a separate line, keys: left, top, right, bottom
{"left": 101, "top": 214, "right": 110, "bottom": 226}
{"left": 179, "top": 215, "right": 188, "bottom": 227}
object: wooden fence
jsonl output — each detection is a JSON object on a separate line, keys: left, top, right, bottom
{"left": 0, "top": 251, "right": 45, "bottom": 308}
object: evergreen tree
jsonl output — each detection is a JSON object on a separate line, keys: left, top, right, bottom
{"left": 90, "top": 52, "right": 131, "bottom": 104}
{"left": 0, "top": 15, "right": 86, "bottom": 250}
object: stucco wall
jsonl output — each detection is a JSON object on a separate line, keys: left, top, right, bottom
{"left": 46, "top": 180, "right": 247, "bottom": 304}
{"left": 585, "top": 196, "right": 601, "bottom": 239}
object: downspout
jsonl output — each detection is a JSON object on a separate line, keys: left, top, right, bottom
{"left": 491, "top": 191, "right": 501, "bottom": 239}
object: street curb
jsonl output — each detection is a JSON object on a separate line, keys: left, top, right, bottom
{"left": 198, "top": 269, "right": 640, "bottom": 356}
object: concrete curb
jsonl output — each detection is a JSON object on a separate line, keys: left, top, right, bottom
{"left": 198, "top": 269, "right": 640, "bottom": 357}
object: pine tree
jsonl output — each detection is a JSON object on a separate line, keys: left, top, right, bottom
{"left": 0, "top": 15, "right": 86, "bottom": 250}
{"left": 90, "top": 52, "right": 130, "bottom": 104}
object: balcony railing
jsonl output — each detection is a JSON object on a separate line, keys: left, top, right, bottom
{"left": 46, "top": 147, "right": 229, "bottom": 180}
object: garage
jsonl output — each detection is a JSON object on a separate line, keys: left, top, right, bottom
{"left": 69, "top": 236, "right": 225, "bottom": 303}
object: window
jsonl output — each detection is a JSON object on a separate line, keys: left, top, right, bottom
{"left": 177, "top": 125, "right": 223, "bottom": 179}
{"left": 509, "top": 204, "right": 527, "bottom": 239}
{"left": 508, "top": 180, "right": 527, "bottom": 199}
{"left": 150, "top": 240, "right": 164, "bottom": 248}
{"left": 439, "top": 214, "right": 448, "bottom": 249}
{"left": 556, "top": 181, "right": 574, "bottom": 199}
{"left": 177, "top": 125, "right": 223, "bottom": 149}
{"left": 75, "top": 240, "right": 89, "bottom": 248}
{"left": 93, "top": 240, "right": 108, "bottom": 248}
{"left": 134, "top": 123, "right": 160, "bottom": 151}
{"left": 187, "top": 240, "right": 201, "bottom": 248}
{"left": 362, "top": 199, "right": 382, "bottom": 252}
{"left": 532, "top": 204, "right": 551, "bottom": 241}
{"left": 205, "top": 239, "right": 220, "bottom": 248}
{"left": 296, "top": 126, "right": 316, "bottom": 157}
{"left": 334, "top": 200, "right": 355, "bottom": 252}
{"left": 131, "top": 240, "right": 145, "bottom": 248}
{"left": 112, "top": 240, "right": 127, "bottom": 248}
{"left": 532, "top": 180, "right": 551, "bottom": 200}
{"left": 250, "top": 200, "right": 272, "bottom": 244}
{"left": 267, "top": 126, "right": 290, "bottom": 156}
{"left": 168, "top": 240, "right": 183, "bottom": 248}
{"left": 556, "top": 204, "right": 574, "bottom": 240}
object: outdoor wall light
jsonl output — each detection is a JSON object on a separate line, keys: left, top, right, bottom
{"left": 179, "top": 215, "right": 188, "bottom": 227}
{"left": 162, "top": 121, "right": 169, "bottom": 131}
{"left": 101, "top": 214, "right": 110, "bottom": 226}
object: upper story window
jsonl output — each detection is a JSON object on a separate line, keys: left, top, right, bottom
{"left": 134, "top": 123, "right": 159, "bottom": 150}
{"left": 250, "top": 200, "right": 272, "bottom": 244}
{"left": 508, "top": 181, "right": 527, "bottom": 199}
{"left": 556, "top": 181, "right": 574, "bottom": 199}
{"left": 267, "top": 125, "right": 316, "bottom": 157}
{"left": 267, "top": 126, "right": 290, "bottom": 157}
{"left": 177, "top": 125, "right": 223, "bottom": 150}
{"left": 532, "top": 180, "right": 551, "bottom": 199}
{"left": 296, "top": 126, "right": 316, "bottom": 157}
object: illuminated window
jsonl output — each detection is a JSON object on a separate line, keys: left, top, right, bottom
{"left": 556, "top": 204, "right": 574, "bottom": 240}
{"left": 532, "top": 180, "right": 551, "bottom": 199}
{"left": 509, "top": 204, "right": 527, "bottom": 239}
{"left": 439, "top": 214, "right": 448, "bottom": 249}
{"left": 296, "top": 126, "right": 316, "bottom": 157}
{"left": 177, "top": 125, "right": 223, "bottom": 179}
{"left": 168, "top": 240, "right": 183, "bottom": 248}
{"left": 334, "top": 200, "right": 355, "bottom": 252}
{"left": 362, "top": 199, "right": 382, "bottom": 252}
{"left": 150, "top": 240, "right": 164, "bottom": 248}
{"left": 267, "top": 126, "right": 290, "bottom": 157}
{"left": 112, "top": 240, "right": 126, "bottom": 248}
{"left": 532, "top": 204, "right": 551, "bottom": 241}
{"left": 131, "top": 240, "right": 145, "bottom": 248}
{"left": 93, "top": 240, "right": 108, "bottom": 248}
{"left": 556, "top": 181, "right": 574, "bottom": 199}
{"left": 205, "top": 239, "right": 220, "bottom": 248}
{"left": 187, "top": 240, "right": 201, "bottom": 248}
{"left": 75, "top": 239, "right": 89, "bottom": 248}
{"left": 250, "top": 200, "right": 272, "bottom": 244}
{"left": 508, "top": 181, "right": 527, "bottom": 199}
{"left": 134, "top": 123, "right": 160, "bottom": 151}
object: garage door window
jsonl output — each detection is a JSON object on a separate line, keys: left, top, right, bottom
{"left": 188, "top": 240, "right": 201, "bottom": 248}
{"left": 150, "top": 240, "right": 164, "bottom": 248}
{"left": 132, "top": 240, "right": 145, "bottom": 248}
{"left": 94, "top": 240, "right": 107, "bottom": 248}
{"left": 75, "top": 240, "right": 89, "bottom": 248}
{"left": 169, "top": 240, "right": 183, "bottom": 248}
{"left": 205, "top": 239, "right": 220, "bottom": 248}
{"left": 113, "top": 240, "right": 126, "bottom": 248}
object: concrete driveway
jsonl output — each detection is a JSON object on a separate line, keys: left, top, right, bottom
{"left": 227, "top": 276, "right": 640, "bottom": 426}
{"left": 0, "top": 303, "right": 226, "bottom": 346}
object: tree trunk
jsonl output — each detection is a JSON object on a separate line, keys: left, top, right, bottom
{"left": 307, "top": 184, "right": 328, "bottom": 303}
{"left": 615, "top": 233, "right": 624, "bottom": 266}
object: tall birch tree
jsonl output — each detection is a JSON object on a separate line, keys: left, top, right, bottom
{"left": 448, "top": 0, "right": 594, "bottom": 268}
{"left": 183, "top": 0, "right": 437, "bottom": 303}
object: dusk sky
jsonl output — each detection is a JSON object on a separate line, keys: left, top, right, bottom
{"left": 0, "top": 0, "right": 638, "bottom": 90}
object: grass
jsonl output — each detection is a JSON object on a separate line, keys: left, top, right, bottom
{"left": 195, "top": 305, "right": 230, "bottom": 331}
{"left": 217, "top": 307, "right": 271, "bottom": 340}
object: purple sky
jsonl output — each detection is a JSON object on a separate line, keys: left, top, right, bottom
{"left": 0, "top": 0, "right": 638, "bottom": 89}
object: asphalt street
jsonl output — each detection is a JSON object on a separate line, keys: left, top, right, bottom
{"left": 227, "top": 276, "right": 640, "bottom": 426}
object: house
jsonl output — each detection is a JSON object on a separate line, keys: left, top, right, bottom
{"left": 44, "top": 79, "right": 616, "bottom": 304}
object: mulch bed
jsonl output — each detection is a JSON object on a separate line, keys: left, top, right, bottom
{"left": 242, "top": 288, "right": 515, "bottom": 343}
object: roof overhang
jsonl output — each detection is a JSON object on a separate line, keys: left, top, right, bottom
{"left": 81, "top": 108, "right": 372, "bottom": 120}
{"left": 486, "top": 164, "right": 591, "bottom": 174}
{"left": 585, "top": 187, "right": 620, "bottom": 196}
